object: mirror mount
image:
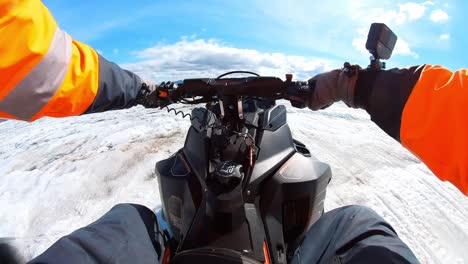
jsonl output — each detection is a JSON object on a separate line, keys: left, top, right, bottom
{"left": 365, "top": 23, "right": 397, "bottom": 70}
{"left": 369, "top": 56, "right": 386, "bottom": 70}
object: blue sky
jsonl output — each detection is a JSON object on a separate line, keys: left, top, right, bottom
{"left": 43, "top": 0, "right": 466, "bottom": 81}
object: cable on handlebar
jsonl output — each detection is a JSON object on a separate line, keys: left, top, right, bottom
{"left": 161, "top": 105, "right": 217, "bottom": 130}
{"left": 161, "top": 106, "right": 193, "bottom": 120}
{"left": 216, "top": 71, "right": 260, "bottom": 79}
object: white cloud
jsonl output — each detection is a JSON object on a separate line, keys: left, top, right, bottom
{"left": 430, "top": 10, "right": 449, "bottom": 23}
{"left": 123, "top": 38, "right": 335, "bottom": 82}
{"left": 250, "top": 0, "right": 441, "bottom": 63}
{"left": 352, "top": 37, "right": 368, "bottom": 55}
{"left": 352, "top": 35, "right": 418, "bottom": 59}
{"left": 440, "top": 34, "right": 450, "bottom": 40}
{"left": 393, "top": 38, "right": 419, "bottom": 58}
{"left": 321, "top": 1, "right": 439, "bottom": 59}
{"left": 399, "top": 1, "right": 433, "bottom": 21}
{"left": 351, "top": 1, "right": 433, "bottom": 26}
{"left": 352, "top": 25, "right": 418, "bottom": 59}
{"left": 115, "top": 0, "right": 451, "bottom": 77}
{"left": 113, "top": 48, "right": 119, "bottom": 55}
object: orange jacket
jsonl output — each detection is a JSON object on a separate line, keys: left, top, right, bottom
{"left": 1, "top": 1, "right": 466, "bottom": 195}
{"left": 402, "top": 66, "right": 468, "bottom": 195}
{"left": 355, "top": 65, "right": 468, "bottom": 195}
{"left": 0, "top": 0, "right": 141, "bottom": 121}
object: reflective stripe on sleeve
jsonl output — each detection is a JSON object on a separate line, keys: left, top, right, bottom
{"left": 0, "top": 28, "right": 71, "bottom": 120}
{"left": 29, "top": 39, "right": 100, "bottom": 120}
{"left": 0, "top": 0, "right": 58, "bottom": 98}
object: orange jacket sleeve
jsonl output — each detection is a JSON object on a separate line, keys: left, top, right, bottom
{"left": 0, "top": 0, "right": 141, "bottom": 121}
{"left": 401, "top": 65, "right": 468, "bottom": 195}
{"left": 355, "top": 65, "right": 468, "bottom": 195}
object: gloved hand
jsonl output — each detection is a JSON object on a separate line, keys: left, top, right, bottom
{"left": 135, "top": 81, "right": 171, "bottom": 108}
{"left": 307, "top": 63, "right": 360, "bottom": 110}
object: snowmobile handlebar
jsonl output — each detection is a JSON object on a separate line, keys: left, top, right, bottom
{"left": 156, "top": 72, "right": 313, "bottom": 108}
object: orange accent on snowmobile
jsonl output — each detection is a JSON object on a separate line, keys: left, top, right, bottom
{"left": 162, "top": 246, "right": 171, "bottom": 264}
{"left": 159, "top": 91, "right": 169, "bottom": 98}
{"left": 263, "top": 241, "right": 271, "bottom": 264}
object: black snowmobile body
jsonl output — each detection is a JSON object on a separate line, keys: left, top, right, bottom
{"left": 154, "top": 94, "right": 331, "bottom": 263}
{"left": 151, "top": 22, "right": 397, "bottom": 264}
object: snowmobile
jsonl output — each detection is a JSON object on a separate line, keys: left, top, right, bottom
{"left": 152, "top": 23, "right": 397, "bottom": 264}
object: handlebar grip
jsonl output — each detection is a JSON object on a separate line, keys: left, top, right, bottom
{"left": 286, "top": 81, "right": 313, "bottom": 108}
{"left": 155, "top": 81, "right": 182, "bottom": 103}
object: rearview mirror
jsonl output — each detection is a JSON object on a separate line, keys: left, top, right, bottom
{"left": 366, "top": 23, "right": 397, "bottom": 60}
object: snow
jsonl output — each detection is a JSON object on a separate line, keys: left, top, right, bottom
{"left": 0, "top": 103, "right": 467, "bottom": 263}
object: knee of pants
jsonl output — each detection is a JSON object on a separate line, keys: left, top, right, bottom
{"left": 111, "top": 203, "right": 147, "bottom": 211}
{"left": 330, "top": 205, "right": 399, "bottom": 240}
{"left": 108, "top": 203, "right": 156, "bottom": 225}
{"left": 338, "top": 205, "right": 386, "bottom": 223}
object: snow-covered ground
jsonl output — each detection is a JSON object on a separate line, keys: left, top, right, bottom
{"left": 0, "top": 103, "right": 467, "bottom": 263}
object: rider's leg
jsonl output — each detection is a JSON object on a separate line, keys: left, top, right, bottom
{"left": 30, "top": 203, "right": 160, "bottom": 264}
{"left": 290, "top": 205, "right": 419, "bottom": 264}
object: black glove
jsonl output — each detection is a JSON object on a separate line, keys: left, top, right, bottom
{"left": 307, "top": 63, "right": 361, "bottom": 110}
{"left": 135, "top": 82, "right": 171, "bottom": 108}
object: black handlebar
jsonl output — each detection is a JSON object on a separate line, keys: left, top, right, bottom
{"left": 157, "top": 74, "right": 313, "bottom": 108}
{"left": 182, "top": 77, "right": 286, "bottom": 97}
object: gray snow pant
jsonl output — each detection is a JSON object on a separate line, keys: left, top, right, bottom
{"left": 290, "top": 205, "right": 419, "bottom": 264}
{"left": 29, "top": 204, "right": 419, "bottom": 264}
